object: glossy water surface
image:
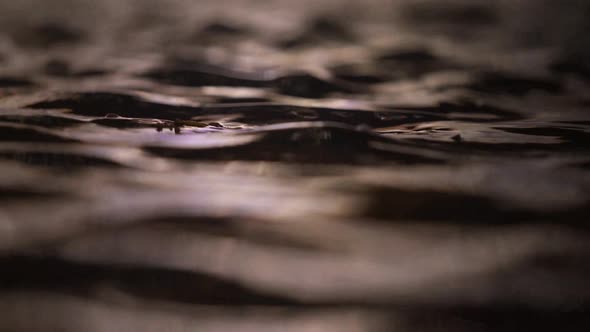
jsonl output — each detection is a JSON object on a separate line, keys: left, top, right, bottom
{"left": 1, "top": 1, "right": 590, "bottom": 331}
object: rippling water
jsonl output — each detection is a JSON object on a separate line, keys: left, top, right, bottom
{"left": 1, "top": 0, "right": 590, "bottom": 331}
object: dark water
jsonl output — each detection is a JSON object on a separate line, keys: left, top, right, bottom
{"left": 1, "top": 1, "right": 590, "bottom": 331}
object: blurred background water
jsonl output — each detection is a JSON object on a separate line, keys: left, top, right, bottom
{"left": 0, "top": 1, "right": 589, "bottom": 331}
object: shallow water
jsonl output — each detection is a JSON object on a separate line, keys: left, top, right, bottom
{"left": 1, "top": 1, "right": 590, "bottom": 331}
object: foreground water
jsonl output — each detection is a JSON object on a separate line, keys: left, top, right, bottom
{"left": 0, "top": 1, "right": 590, "bottom": 331}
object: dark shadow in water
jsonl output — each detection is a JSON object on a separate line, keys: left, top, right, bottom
{"left": 145, "top": 125, "right": 446, "bottom": 165}
{"left": 365, "top": 187, "right": 590, "bottom": 225}
{"left": 12, "top": 23, "right": 85, "bottom": 49}
{"left": 30, "top": 92, "right": 201, "bottom": 120}
{"left": 0, "top": 77, "right": 35, "bottom": 88}
{"left": 0, "top": 255, "right": 298, "bottom": 306}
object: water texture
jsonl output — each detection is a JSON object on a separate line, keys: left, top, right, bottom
{"left": 0, "top": 1, "right": 589, "bottom": 331}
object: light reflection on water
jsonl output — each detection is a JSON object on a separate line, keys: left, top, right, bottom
{"left": 1, "top": 0, "right": 590, "bottom": 331}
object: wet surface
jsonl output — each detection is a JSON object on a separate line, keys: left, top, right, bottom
{"left": 1, "top": 0, "right": 590, "bottom": 331}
